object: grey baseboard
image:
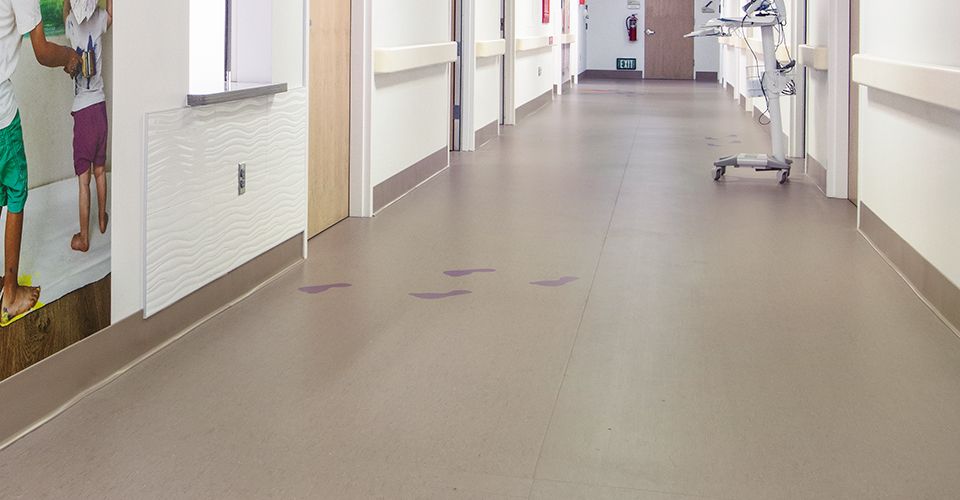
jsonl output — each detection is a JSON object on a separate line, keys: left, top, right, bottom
{"left": 516, "top": 90, "right": 553, "bottom": 123}
{"left": 860, "top": 204, "right": 960, "bottom": 336}
{"left": 0, "top": 235, "right": 304, "bottom": 449}
{"left": 726, "top": 82, "right": 735, "bottom": 97}
{"left": 475, "top": 120, "right": 499, "bottom": 149}
{"left": 580, "top": 70, "right": 644, "bottom": 80}
{"left": 808, "top": 155, "right": 827, "bottom": 193}
{"left": 373, "top": 147, "right": 449, "bottom": 213}
{"left": 561, "top": 79, "right": 573, "bottom": 92}
{"left": 696, "top": 72, "right": 719, "bottom": 82}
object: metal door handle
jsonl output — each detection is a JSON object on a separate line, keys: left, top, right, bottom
{"left": 645, "top": 28, "right": 656, "bottom": 36}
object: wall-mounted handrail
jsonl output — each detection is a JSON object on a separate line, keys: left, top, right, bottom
{"left": 516, "top": 36, "right": 552, "bottom": 52}
{"left": 476, "top": 39, "right": 506, "bottom": 58}
{"left": 798, "top": 45, "right": 828, "bottom": 71}
{"left": 374, "top": 42, "right": 458, "bottom": 74}
{"left": 853, "top": 54, "right": 960, "bottom": 113}
{"left": 560, "top": 33, "right": 576, "bottom": 45}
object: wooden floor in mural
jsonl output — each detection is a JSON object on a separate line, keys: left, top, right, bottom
{"left": 0, "top": 276, "right": 110, "bottom": 380}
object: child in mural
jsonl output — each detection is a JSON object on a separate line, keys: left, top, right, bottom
{"left": 64, "top": 0, "right": 110, "bottom": 252}
{"left": 0, "top": 0, "right": 81, "bottom": 323}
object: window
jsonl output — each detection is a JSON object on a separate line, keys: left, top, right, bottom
{"left": 226, "top": 0, "right": 273, "bottom": 85}
{"left": 189, "top": 0, "right": 273, "bottom": 94}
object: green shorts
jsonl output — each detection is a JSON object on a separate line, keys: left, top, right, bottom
{"left": 0, "top": 112, "right": 28, "bottom": 214}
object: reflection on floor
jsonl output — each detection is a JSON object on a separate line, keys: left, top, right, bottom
{"left": 2, "top": 81, "right": 960, "bottom": 499}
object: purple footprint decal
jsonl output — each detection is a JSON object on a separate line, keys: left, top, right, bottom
{"left": 410, "top": 290, "right": 473, "bottom": 300}
{"left": 444, "top": 268, "right": 497, "bottom": 277}
{"left": 299, "top": 283, "right": 352, "bottom": 294}
{"left": 530, "top": 276, "right": 579, "bottom": 287}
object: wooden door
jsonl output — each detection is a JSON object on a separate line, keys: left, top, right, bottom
{"left": 644, "top": 0, "right": 694, "bottom": 80}
{"left": 308, "top": 0, "right": 351, "bottom": 238}
{"left": 848, "top": 0, "right": 860, "bottom": 205}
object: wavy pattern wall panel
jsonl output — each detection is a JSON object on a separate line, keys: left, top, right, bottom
{"left": 144, "top": 89, "right": 307, "bottom": 317}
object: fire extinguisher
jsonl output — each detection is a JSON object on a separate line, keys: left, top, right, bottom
{"left": 626, "top": 14, "right": 639, "bottom": 42}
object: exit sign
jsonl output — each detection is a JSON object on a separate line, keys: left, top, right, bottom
{"left": 617, "top": 58, "right": 637, "bottom": 70}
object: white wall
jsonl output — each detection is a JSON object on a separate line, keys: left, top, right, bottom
{"left": 577, "top": 3, "right": 587, "bottom": 75}
{"left": 585, "top": 1, "right": 718, "bottom": 74}
{"left": 858, "top": 1, "right": 960, "bottom": 286}
{"left": 113, "top": 0, "right": 306, "bottom": 321}
{"left": 567, "top": 0, "right": 580, "bottom": 80}
{"left": 113, "top": 0, "right": 189, "bottom": 321}
{"left": 693, "top": 4, "right": 718, "bottom": 73}
{"left": 11, "top": 32, "right": 113, "bottom": 189}
{"left": 515, "top": 0, "right": 556, "bottom": 106}
{"left": 720, "top": 28, "right": 739, "bottom": 85}
{"left": 370, "top": 0, "right": 450, "bottom": 186}
{"left": 586, "top": 1, "right": 642, "bottom": 71}
{"left": 475, "top": 0, "right": 502, "bottom": 130}
{"left": 806, "top": 0, "right": 829, "bottom": 166}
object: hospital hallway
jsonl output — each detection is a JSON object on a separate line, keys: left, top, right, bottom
{"left": 3, "top": 80, "right": 960, "bottom": 499}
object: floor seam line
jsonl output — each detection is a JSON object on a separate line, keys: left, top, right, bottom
{"left": 525, "top": 116, "right": 644, "bottom": 499}
{"left": 534, "top": 477, "right": 719, "bottom": 499}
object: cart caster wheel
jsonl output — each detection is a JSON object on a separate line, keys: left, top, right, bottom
{"left": 778, "top": 170, "right": 789, "bottom": 184}
{"left": 713, "top": 167, "right": 725, "bottom": 181}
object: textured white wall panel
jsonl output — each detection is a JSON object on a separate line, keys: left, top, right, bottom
{"left": 144, "top": 89, "right": 307, "bottom": 317}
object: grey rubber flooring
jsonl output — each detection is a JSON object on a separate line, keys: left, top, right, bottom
{"left": 2, "top": 80, "right": 959, "bottom": 499}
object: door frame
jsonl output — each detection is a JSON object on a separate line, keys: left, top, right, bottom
{"left": 451, "top": 0, "right": 477, "bottom": 151}
{"left": 349, "top": 0, "right": 373, "bottom": 217}
{"left": 451, "top": 0, "right": 462, "bottom": 151}
{"left": 847, "top": 0, "right": 860, "bottom": 204}
{"left": 557, "top": 0, "right": 572, "bottom": 94}
{"left": 825, "top": 0, "right": 851, "bottom": 199}
{"left": 788, "top": 0, "right": 807, "bottom": 159}
{"left": 502, "top": 0, "right": 516, "bottom": 125}
{"left": 800, "top": 0, "right": 852, "bottom": 200}
{"left": 500, "top": 0, "right": 506, "bottom": 124}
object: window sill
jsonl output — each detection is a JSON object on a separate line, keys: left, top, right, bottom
{"left": 187, "top": 82, "right": 289, "bottom": 107}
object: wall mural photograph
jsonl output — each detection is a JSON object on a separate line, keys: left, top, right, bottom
{"left": 0, "top": 0, "right": 112, "bottom": 379}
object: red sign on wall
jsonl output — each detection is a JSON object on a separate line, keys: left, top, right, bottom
{"left": 542, "top": 0, "right": 550, "bottom": 23}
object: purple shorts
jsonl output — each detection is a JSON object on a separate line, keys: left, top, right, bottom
{"left": 72, "top": 101, "right": 108, "bottom": 176}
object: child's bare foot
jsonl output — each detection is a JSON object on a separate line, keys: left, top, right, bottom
{"left": 71, "top": 232, "right": 90, "bottom": 252}
{"left": 2, "top": 285, "right": 41, "bottom": 322}
{"left": 99, "top": 212, "right": 109, "bottom": 234}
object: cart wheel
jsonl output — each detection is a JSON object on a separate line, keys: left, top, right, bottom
{"left": 778, "top": 170, "right": 789, "bottom": 184}
{"left": 713, "top": 167, "right": 725, "bottom": 181}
